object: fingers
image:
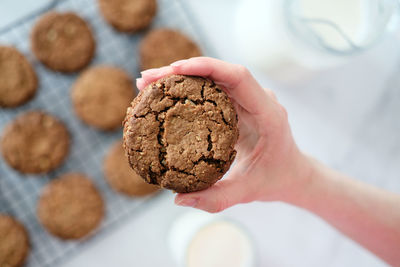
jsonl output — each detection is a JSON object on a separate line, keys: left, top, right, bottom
{"left": 170, "top": 57, "right": 270, "bottom": 115}
{"left": 137, "top": 57, "right": 272, "bottom": 115}
{"left": 137, "top": 66, "right": 174, "bottom": 90}
{"left": 175, "top": 176, "right": 250, "bottom": 213}
{"left": 265, "top": 88, "right": 278, "bottom": 102}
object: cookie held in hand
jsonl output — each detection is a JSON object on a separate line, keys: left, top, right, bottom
{"left": 123, "top": 75, "right": 238, "bottom": 193}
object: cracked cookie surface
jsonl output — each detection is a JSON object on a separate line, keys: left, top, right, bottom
{"left": 1, "top": 111, "right": 70, "bottom": 174}
{"left": 123, "top": 75, "right": 238, "bottom": 193}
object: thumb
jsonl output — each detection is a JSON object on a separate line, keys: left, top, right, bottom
{"left": 174, "top": 177, "right": 249, "bottom": 213}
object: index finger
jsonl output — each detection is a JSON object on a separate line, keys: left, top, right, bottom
{"left": 170, "top": 57, "right": 269, "bottom": 114}
{"left": 138, "top": 57, "right": 271, "bottom": 114}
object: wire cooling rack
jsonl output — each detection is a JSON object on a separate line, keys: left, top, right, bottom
{"left": 0, "top": 0, "right": 211, "bottom": 266}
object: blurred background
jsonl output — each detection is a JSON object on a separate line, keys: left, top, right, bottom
{"left": 1, "top": 0, "right": 400, "bottom": 266}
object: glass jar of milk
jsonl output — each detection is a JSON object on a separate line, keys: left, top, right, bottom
{"left": 234, "top": 0, "right": 399, "bottom": 77}
{"left": 168, "top": 211, "right": 256, "bottom": 267}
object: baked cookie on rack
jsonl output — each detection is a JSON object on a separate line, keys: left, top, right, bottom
{"left": 37, "top": 173, "right": 104, "bottom": 240}
{"left": 98, "top": 0, "right": 157, "bottom": 33}
{"left": 1, "top": 111, "right": 70, "bottom": 174}
{"left": 71, "top": 65, "right": 136, "bottom": 130}
{"left": 31, "top": 12, "right": 95, "bottom": 72}
{"left": 0, "top": 214, "right": 30, "bottom": 267}
{"left": 139, "top": 28, "right": 201, "bottom": 70}
{"left": 104, "top": 140, "right": 159, "bottom": 197}
{"left": 0, "top": 46, "right": 38, "bottom": 108}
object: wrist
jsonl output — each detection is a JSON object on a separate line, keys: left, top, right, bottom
{"left": 279, "top": 152, "right": 319, "bottom": 207}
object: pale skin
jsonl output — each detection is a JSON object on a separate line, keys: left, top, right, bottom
{"left": 137, "top": 57, "right": 400, "bottom": 266}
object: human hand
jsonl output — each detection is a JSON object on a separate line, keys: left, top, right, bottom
{"left": 137, "top": 57, "right": 312, "bottom": 213}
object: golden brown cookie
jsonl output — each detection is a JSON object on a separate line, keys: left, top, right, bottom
{"left": 0, "top": 46, "right": 38, "bottom": 108}
{"left": 30, "top": 12, "right": 95, "bottom": 72}
{"left": 1, "top": 111, "right": 70, "bottom": 174}
{"left": 104, "top": 140, "right": 159, "bottom": 196}
{"left": 139, "top": 28, "right": 202, "bottom": 70}
{"left": 98, "top": 0, "right": 157, "bottom": 32}
{"left": 37, "top": 173, "right": 104, "bottom": 240}
{"left": 0, "top": 214, "right": 30, "bottom": 267}
{"left": 71, "top": 65, "right": 136, "bottom": 131}
{"left": 123, "top": 75, "right": 238, "bottom": 193}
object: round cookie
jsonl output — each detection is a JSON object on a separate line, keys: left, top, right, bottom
{"left": 0, "top": 46, "right": 38, "bottom": 107}
{"left": 37, "top": 173, "right": 104, "bottom": 240}
{"left": 139, "top": 28, "right": 202, "bottom": 70}
{"left": 0, "top": 215, "right": 30, "bottom": 267}
{"left": 98, "top": 0, "right": 157, "bottom": 32}
{"left": 31, "top": 12, "right": 95, "bottom": 72}
{"left": 123, "top": 75, "right": 238, "bottom": 193}
{"left": 1, "top": 111, "right": 70, "bottom": 174}
{"left": 104, "top": 140, "right": 159, "bottom": 196}
{"left": 71, "top": 65, "right": 136, "bottom": 130}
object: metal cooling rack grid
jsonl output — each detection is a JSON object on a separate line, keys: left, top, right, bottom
{"left": 0, "top": 0, "right": 209, "bottom": 266}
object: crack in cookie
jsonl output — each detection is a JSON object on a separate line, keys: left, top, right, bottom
{"left": 123, "top": 75, "right": 239, "bottom": 193}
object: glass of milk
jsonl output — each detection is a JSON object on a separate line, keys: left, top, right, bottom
{"left": 286, "top": 0, "right": 398, "bottom": 54}
{"left": 168, "top": 211, "right": 256, "bottom": 267}
{"left": 235, "top": 0, "right": 399, "bottom": 76}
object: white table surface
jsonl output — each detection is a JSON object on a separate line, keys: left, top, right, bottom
{"left": 2, "top": 1, "right": 399, "bottom": 266}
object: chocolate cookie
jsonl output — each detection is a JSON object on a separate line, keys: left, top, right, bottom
{"left": 31, "top": 12, "right": 95, "bottom": 72}
{"left": 71, "top": 65, "right": 136, "bottom": 130}
{"left": 123, "top": 75, "right": 238, "bottom": 193}
{"left": 37, "top": 173, "right": 104, "bottom": 240}
{"left": 1, "top": 111, "right": 70, "bottom": 174}
{"left": 0, "top": 46, "right": 38, "bottom": 108}
{"left": 139, "top": 28, "right": 202, "bottom": 70}
{"left": 98, "top": 0, "right": 157, "bottom": 32}
{"left": 0, "top": 215, "right": 30, "bottom": 267}
{"left": 104, "top": 140, "right": 159, "bottom": 196}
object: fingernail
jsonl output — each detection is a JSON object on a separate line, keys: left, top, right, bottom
{"left": 176, "top": 197, "right": 198, "bottom": 207}
{"left": 170, "top": 59, "right": 188, "bottom": 67}
{"left": 136, "top": 78, "right": 145, "bottom": 88}
{"left": 140, "top": 68, "right": 158, "bottom": 76}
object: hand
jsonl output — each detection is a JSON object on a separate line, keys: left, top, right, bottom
{"left": 137, "top": 57, "right": 312, "bottom": 213}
